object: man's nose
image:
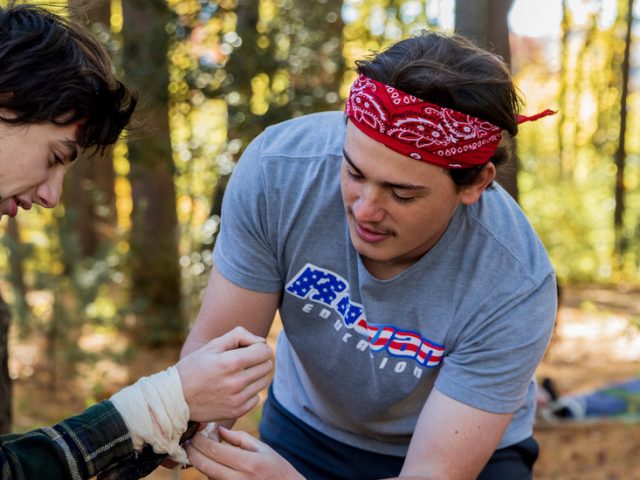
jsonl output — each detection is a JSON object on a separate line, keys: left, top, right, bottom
{"left": 35, "top": 169, "right": 64, "bottom": 208}
{"left": 353, "top": 186, "right": 385, "bottom": 223}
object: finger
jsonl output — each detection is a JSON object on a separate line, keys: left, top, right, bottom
{"left": 239, "top": 357, "right": 273, "bottom": 384}
{"left": 217, "top": 426, "right": 264, "bottom": 452}
{"left": 216, "top": 326, "right": 266, "bottom": 351}
{"left": 187, "top": 442, "right": 237, "bottom": 479}
{"left": 238, "top": 371, "right": 272, "bottom": 402}
{"left": 221, "top": 369, "right": 271, "bottom": 419}
{"left": 191, "top": 430, "right": 260, "bottom": 464}
{"left": 224, "top": 342, "right": 273, "bottom": 370}
{"left": 228, "top": 393, "right": 261, "bottom": 420}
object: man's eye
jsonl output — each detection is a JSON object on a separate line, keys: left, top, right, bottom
{"left": 391, "top": 190, "right": 415, "bottom": 203}
{"left": 346, "top": 168, "right": 362, "bottom": 179}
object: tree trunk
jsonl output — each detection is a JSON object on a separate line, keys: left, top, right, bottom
{"left": 208, "top": 0, "right": 261, "bottom": 220}
{"left": 613, "top": 0, "right": 635, "bottom": 258}
{"left": 122, "top": 0, "right": 182, "bottom": 345}
{"left": 6, "top": 218, "right": 27, "bottom": 325}
{"left": 0, "top": 292, "right": 11, "bottom": 435}
{"left": 454, "top": 0, "right": 518, "bottom": 200}
{"left": 557, "top": 0, "right": 570, "bottom": 177}
{"left": 65, "top": 0, "right": 118, "bottom": 258}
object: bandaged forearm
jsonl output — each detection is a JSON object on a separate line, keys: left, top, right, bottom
{"left": 110, "top": 366, "right": 190, "bottom": 465}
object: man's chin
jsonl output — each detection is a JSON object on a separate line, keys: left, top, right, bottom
{"left": 350, "top": 237, "right": 390, "bottom": 263}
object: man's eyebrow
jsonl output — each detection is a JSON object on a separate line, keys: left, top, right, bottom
{"left": 342, "top": 148, "right": 363, "bottom": 175}
{"left": 342, "top": 148, "right": 428, "bottom": 191}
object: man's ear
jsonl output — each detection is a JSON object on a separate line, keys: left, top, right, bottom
{"left": 459, "top": 162, "right": 496, "bottom": 205}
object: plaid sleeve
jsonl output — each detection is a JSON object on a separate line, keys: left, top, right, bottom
{"left": 0, "top": 400, "right": 155, "bottom": 480}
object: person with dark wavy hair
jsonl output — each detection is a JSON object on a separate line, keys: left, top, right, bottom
{"left": 180, "top": 33, "right": 557, "bottom": 480}
{"left": 0, "top": 4, "right": 273, "bottom": 479}
{"left": 0, "top": 2, "right": 136, "bottom": 216}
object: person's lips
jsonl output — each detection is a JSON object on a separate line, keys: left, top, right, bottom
{"left": 15, "top": 197, "right": 32, "bottom": 211}
{"left": 354, "top": 221, "right": 391, "bottom": 243}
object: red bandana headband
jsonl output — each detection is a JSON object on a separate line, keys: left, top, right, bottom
{"left": 345, "top": 74, "right": 555, "bottom": 169}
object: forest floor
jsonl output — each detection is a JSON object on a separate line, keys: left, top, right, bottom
{"left": 9, "top": 285, "right": 640, "bottom": 479}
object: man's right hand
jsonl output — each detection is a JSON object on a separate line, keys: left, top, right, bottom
{"left": 176, "top": 326, "right": 273, "bottom": 422}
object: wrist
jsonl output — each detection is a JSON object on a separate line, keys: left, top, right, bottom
{"left": 110, "top": 366, "right": 190, "bottom": 463}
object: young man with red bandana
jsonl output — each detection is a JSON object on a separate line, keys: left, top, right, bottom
{"left": 182, "top": 33, "right": 557, "bottom": 480}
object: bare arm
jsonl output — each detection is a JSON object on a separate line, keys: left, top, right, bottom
{"left": 186, "top": 388, "right": 511, "bottom": 480}
{"left": 390, "top": 388, "right": 512, "bottom": 480}
{"left": 182, "top": 266, "right": 281, "bottom": 358}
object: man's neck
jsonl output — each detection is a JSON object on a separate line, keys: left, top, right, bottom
{"left": 361, "top": 256, "right": 417, "bottom": 281}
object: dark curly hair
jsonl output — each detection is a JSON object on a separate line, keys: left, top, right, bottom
{"left": 355, "top": 32, "right": 522, "bottom": 187}
{"left": 0, "top": 3, "right": 137, "bottom": 152}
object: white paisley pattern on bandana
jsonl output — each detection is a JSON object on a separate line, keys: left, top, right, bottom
{"left": 345, "top": 76, "right": 389, "bottom": 132}
{"left": 345, "top": 74, "right": 504, "bottom": 168}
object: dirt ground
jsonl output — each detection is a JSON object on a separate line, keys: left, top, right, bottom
{"left": 9, "top": 285, "right": 640, "bottom": 479}
{"left": 533, "top": 286, "right": 640, "bottom": 479}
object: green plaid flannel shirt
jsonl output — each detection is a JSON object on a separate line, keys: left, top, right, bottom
{"left": 0, "top": 400, "right": 165, "bottom": 480}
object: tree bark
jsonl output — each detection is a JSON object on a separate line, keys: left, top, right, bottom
{"left": 613, "top": 0, "right": 635, "bottom": 257}
{"left": 65, "top": 0, "right": 118, "bottom": 258}
{"left": 454, "top": 0, "right": 518, "bottom": 200}
{"left": 123, "top": 0, "right": 182, "bottom": 344}
{"left": 0, "top": 292, "right": 11, "bottom": 435}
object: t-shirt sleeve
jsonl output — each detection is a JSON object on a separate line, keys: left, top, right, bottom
{"left": 213, "top": 133, "right": 282, "bottom": 292}
{"left": 434, "top": 273, "right": 557, "bottom": 413}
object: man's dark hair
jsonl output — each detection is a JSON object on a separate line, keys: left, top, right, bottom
{"left": 355, "top": 32, "right": 522, "bottom": 187}
{"left": 0, "top": 3, "right": 137, "bottom": 152}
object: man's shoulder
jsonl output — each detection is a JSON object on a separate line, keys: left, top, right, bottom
{"left": 468, "top": 185, "right": 554, "bottom": 278}
{"left": 258, "top": 111, "right": 345, "bottom": 159}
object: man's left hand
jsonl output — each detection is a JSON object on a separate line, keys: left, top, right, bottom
{"left": 186, "top": 426, "right": 304, "bottom": 480}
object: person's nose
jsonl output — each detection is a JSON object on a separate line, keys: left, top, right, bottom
{"left": 34, "top": 168, "right": 65, "bottom": 208}
{"left": 353, "top": 185, "right": 385, "bottom": 224}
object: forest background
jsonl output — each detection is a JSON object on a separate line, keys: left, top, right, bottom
{"left": 1, "top": 0, "right": 640, "bottom": 478}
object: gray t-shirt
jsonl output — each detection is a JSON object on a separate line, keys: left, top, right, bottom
{"left": 214, "top": 111, "right": 557, "bottom": 457}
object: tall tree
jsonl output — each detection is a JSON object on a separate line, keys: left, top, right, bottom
{"left": 613, "top": 0, "right": 635, "bottom": 259}
{"left": 122, "top": 0, "right": 182, "bottom": 344}
{"left": 454, "top": 0, "right": 518, "bottom": 200}
{"left": 0, "top": 216, "right": 28, "bottom": 432}
{"left": 208, "top": 0, "right": 261, "bottom": 219}
{"left": 64, "top": 0, "right": 118, "bottom": 258}
{"left": 0, "top": 292, "right": 10, "bottom": 434}
{"left": 557, "top": 0, "right": 571, "bottom": 177}
{"left": 570, "top": 6, "right": 599, "bottom": 181}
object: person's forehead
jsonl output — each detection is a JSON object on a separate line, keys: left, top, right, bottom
{"left": 344, "top": 121, "right": 445, "bottom": 174}
{"left": 344, "top": 121, "right": 450, "bottom": 186}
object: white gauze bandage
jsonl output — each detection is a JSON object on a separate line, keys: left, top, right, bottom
{"left": 110, "top": 366, "right": 190, "bottom": 465}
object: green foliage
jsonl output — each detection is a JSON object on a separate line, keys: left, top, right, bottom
{"left": 515, "top": 0, "right": 640, "bottom": 284}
